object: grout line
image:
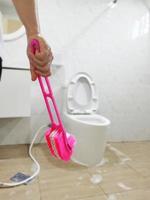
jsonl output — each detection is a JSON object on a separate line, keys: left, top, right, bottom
{"left": 126, "top": 162, "right": 146, "bottom": 178}
{"left": 106, "top": 143, "right": 131, "bottom": 159}
{"left": 37, "top": 175, "right": 42, "bottom": 200}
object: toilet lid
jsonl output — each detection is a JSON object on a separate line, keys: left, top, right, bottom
{"left": 67, "top": 72, "right": 98, "bottom": 114}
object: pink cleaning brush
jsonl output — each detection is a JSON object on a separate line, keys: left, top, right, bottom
{"left": 31, "top": 39, "right": 76, "bottom": 161}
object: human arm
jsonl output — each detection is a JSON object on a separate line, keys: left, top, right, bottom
{"left": 12, "top": 0, "right": 53, "bottom": 80}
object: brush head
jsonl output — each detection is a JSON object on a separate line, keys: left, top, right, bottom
{"left": 45, "top": 125, "right": 76, "bottom": 161}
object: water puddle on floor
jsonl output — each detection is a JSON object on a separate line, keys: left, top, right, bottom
{"left": 90, "top": 174, "right": 103, "bottom": 184}
{"left": 106, "top": 144, "right": 131, "bottom": 165}
{"left": 107, "top": 194, "right": 118, "bottom": 200}
{"left": 86, "top": 144, "right": 132, "bottom": 188}
{"left": 117, "top": 182, "right": 132, "bottom": 190}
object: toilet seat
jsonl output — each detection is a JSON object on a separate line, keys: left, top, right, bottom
{"left": 67, "top": 72, "right": 98, "bottom": 114}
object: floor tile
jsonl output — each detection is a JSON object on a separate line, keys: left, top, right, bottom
{"left": 39, "top": 168, "right": 104, "bottom": 200}
{"left": 0, "top": 142, "right": 150, "bottom": 200}
{"left": 78, "top": 195, "right": 107, "bottom": 200}
{"left": 107, "top": 189, "right": 150, "bottom": 200}
{"left": 34, "top": 144, "right": 88, "bottom": 172}
{"left": 0, "top": 157, "right": 40, "bottom": 200}
{"left": 0, "top": 145, "right": 28, "bottom": 159}
{"left": 111, "top": 142, "right": 150, "bottom": 162}
{"left": 127, "top": 160, "right": 150, "bottom": 177}
{"left": 0, "top": 158, "right": 38, "bottom": 183}
{"left": 0, "top": 183, "right": 40, "bottom": 200}
{"left": 91, "top": 164, "right": 145, "bottom": 194}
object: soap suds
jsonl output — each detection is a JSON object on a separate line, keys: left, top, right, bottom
{"left": 107, "top": 144, "right": 131, "bottom": 164}
{"left": 119, "top": 157, "right": 131, "bottom": 165}
{"left": 117, "top": 182, "right": 132, "bottom": 190}
{"left": 31, "top": 163, "right": 37, "bottom": 173}
{"left": 107, "top": 144, "right": 128, "bottom": 157}
{"left": 96, "top": 157, "right": 109, "bottom": 166}
{"left": 107, "top": 194, "right": 118, "bottom": 200}
{"left": 90, "top": 174, "right": 103, "bottom": 184}
{"left": 96, "top": 169, "right": 102, "bottom": 173}
{"left": 77, "top": 176, "right": 83, "bottom": 180}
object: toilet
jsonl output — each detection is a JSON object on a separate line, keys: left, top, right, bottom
{"left": 62, "top": 72, "right": 111, "bottom": 166}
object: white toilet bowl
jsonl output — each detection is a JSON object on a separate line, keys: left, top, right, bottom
{"left": 62, "top": 72, "right": 111, "bottom": 166}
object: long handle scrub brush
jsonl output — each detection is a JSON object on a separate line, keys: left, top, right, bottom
{"left": 31, "top": 39, "right": 76, "bottom": 162}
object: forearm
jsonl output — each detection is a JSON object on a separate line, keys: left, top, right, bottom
{"left": 12, "top": 0, "right": 40, "bottom": 37}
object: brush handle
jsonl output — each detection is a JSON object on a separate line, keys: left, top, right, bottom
{"left": 31, "top": 39, "right": 65, "bottom": 131}
{"left": 38, "top": 76, "right": 55, "bottom": 124}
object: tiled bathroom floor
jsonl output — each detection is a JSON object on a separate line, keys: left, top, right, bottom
{"left": 0, "top": 141, "right": 150, "bottom": 200}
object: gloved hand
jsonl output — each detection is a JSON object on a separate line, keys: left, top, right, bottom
{"left": 27, "top": 35, "right": 53, "bottom": 81}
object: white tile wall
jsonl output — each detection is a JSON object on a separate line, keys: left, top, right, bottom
{"left": 0, "top": 0, "right": 150, "bottom": 144}
{"left": 0, "top": 65, "right": 65, "bottom": 145}
{"left": 38, "top": 0, "right": 150, "bottom": 141}
{"left": 0, "top": 69, "right": 31, "bottom": 118}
